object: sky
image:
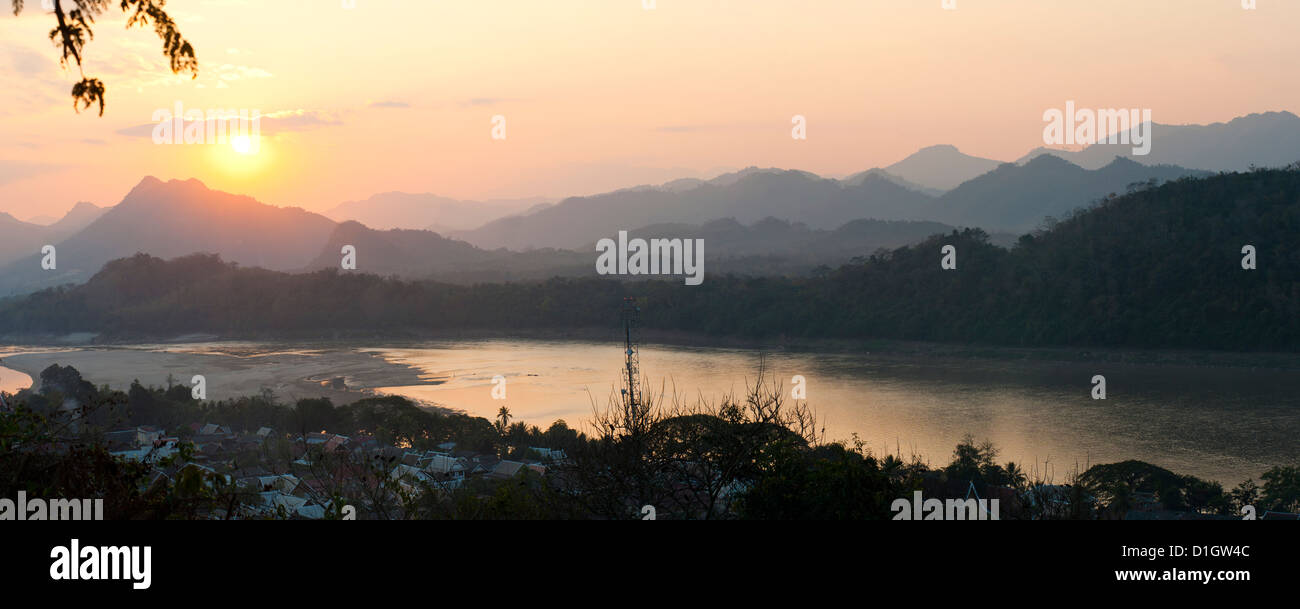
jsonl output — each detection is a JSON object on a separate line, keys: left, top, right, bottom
{"left": 1, "top": 0, "right": 1297, "bottom": 220}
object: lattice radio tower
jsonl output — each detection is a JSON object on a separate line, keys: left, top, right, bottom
{"left": 620, "top": 297, "right": 641, "bottom": 413}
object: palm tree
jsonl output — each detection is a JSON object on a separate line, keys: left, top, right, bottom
{"left": 1004, "top": 461, "right": 1028, "bottom": 491}
{"left": 495, "top": 405, "right": 513, "bottom": 440}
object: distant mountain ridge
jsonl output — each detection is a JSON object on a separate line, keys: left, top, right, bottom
{"left": 935, "top": 155, "right": 1209, "bottom": 231}
{"left": 323, "top": 192, "right": 552, "bottom": 231}
{"left": 300, "top": 221, "right": 582, "bottom": 279}
{"left": 452, "top": 154, "right": 1206, "bottom": 249}
{"left": 0, "top": 201, "right": 109, "bottom": 267}
{"left": 451, "top": 169, "right": 936, "bottom": 250}
{"left": 0, "top": 177, "right": 336, "bottom": 295}
{"left": 587, "top": 216, "right": 1009, "bottom": 260}
{"left": 1017, "top": 111, "right": 1300, "bottom": 171}
{"left": 0, "top": 110, "right": 1290, "bottom": 295}
{"left": 5, "top": 165, "right": 1298, "bottom": 352}
{"left": 882, "top": 144, "right": 1003, "bottom": 191}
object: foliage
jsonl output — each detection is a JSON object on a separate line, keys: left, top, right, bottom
{"left": 11, "top": 0, "right": 198, "bottom": 115}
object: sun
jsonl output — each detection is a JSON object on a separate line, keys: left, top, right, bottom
{"left": 230, "top": 135, "right": 256, "bottom": 155}
{"left": 206, "top": 134, "right": 272, "bottom": 177}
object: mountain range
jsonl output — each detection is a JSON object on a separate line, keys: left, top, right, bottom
{"left": 448, "top": 169, "right": 936, "bottom": 250}
{"left": 0, "top": 178, "right": 336, "bottom": 295}
{"left": 7, "top": 164, "right": 1297, "bottom": 352}
{"left": 0, "top": 201, "right": 108, "bottom": 266}
{"left": 2, "top": 110, "right": 1296, "bottom": 297}
{"left": 879, "top": 144, "right": 1002, "bottom": 191}
{"left": 322, "top": 192, "right": 552, "bottom": 233}
{"left": 451, "top": 155, "right": 1207, "bottom": 248}
{"left": 1016, "top": 111, "right": 1300, "bottom": 171}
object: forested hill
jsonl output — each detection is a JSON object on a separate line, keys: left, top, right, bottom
{"left": 1, "top": 167, "right": 1297, "bottom": 351}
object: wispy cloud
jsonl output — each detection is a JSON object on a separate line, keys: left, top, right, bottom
{"left": 463, "top": 97, "right": 514, "bottom": 107}
{"left": 114, "top": 109, "right": 343, "bottom": 138}
{"left": 0, "top": 159, "right": 65, "bottom": 186}
{"left": 654, "top": 125, "right": 712, "bottom": 133}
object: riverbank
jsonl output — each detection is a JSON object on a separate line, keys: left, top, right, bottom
{"left": 7, "top": 329, "right": 1300, "bottom": 371}
{"left": 0, "top": 345, "right": 437, "bottom": 409}
{"left": 2, "top": 337, "right": 1296, "bottom": 485}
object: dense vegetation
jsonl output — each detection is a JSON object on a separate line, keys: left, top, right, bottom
{"left": 1, "top": 168, "right": 1298, "bottom": 350}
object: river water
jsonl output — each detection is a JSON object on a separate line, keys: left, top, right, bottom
{"left": 363, "top": 340, "right": 1299, "bottom": 485}
{"left": 2, "top": 339, "right": 1296, "bottom": 485}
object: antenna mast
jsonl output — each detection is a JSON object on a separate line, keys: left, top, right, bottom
{"left": 621, "top": 297, "right": 641, "bottom": 415}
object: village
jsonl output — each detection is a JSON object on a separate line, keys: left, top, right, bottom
{"left": 103, "top": 421, "right": 569, "bottom": 519}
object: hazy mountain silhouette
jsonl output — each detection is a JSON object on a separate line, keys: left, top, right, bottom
{"left": 935, "top": 155, "right": 1209, "bottom": 231}
{"left": 1016, "top": 111, "right": 1300, "bottom": 171}
{"left": 0, "top": 213, "right": 47, "bottom": 267}
{"left": 452, "top": 154, "right": 1209, "bottom": 249}
{"left": 839, "top": 168, "right": 945, "bottom": 197}
{"left": 451, "top": 169, "right": 934, "bottom": 251}
{"left": 0, "top": 177, "right": 336, "bottom": 295}
{"left": 883, "top": 145, "right": 1004, "bottom": 191}
{"left": 305, "top": 221, "right": 507, "bottom": 275}
{"left": 0, "top": 201, "right": 109, "bottom": 267}
{"left": 589, "top": 216, "right": 990, "bottom": 259}
{"left": 301, "top": 220, "right": 591, "bottom": 282}
{"left": 45, "top": 201, "right": 109, "bottom": 241}
{"left": 324, "top": 192, "right": 552, "bottom": 232}
{"left": 0, "top": 108, "right": 1274, "bottom": 294}
{"left": 11, "top": 165, "right": 1298, "bottom": 351}
{"left": 302, "top": 214, "right": 969, "bottom": 283}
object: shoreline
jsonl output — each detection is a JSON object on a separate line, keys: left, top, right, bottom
{"left": 0, "top": 346, "right": 449, "bottom": 412}
{"left": 2, "top": 337, "right": 1295, "bottom": 486}
{"left": 4, "top": 329, "right": 1300, "bottom": 371}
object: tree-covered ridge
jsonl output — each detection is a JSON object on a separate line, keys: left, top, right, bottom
{"left": 1, "top": 167, "right": 1297, "bottom": 350}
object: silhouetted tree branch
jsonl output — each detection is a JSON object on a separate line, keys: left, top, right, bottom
{"left": 11, "top": 0, "right": 198, "bottom": 115}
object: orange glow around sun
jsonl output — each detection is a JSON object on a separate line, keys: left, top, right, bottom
{"left": 207, "top": 135, "right": 272, "bottom": 178}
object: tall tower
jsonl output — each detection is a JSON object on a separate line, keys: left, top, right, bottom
{"left": 621, "top": 297, "right": 641, "bottom": 412}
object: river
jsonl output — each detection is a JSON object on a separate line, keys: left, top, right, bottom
{"left": 1, "top": 339, "right": 1297, "bottom": 485}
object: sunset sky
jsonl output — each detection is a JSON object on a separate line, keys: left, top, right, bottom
{"left": 1, "top": 0, "right": 1296, "bottom": 220}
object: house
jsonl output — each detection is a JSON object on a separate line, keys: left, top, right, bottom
{"left": 252, "top": 491, "right": 324, "bottom": 519}
{"left": 529, "top": 447, "right": 568, "bottom": 461}
{"left": 111, "top": 436, "right": 180, "bottom": 463}
{"left": 238, "top": 473, "right": 301, "bottom": 494}
{"left": 419, "top": 453, "right": 467, "bottom": 489}
{"left": 198, "top": 423, "right": 233, "bottom": 437}
{"left": 105, "top": 426, "right": 164, "bottom": 452}
{"left": 322, "top": 434, "right": 350, "bottom": 452}
{"left": 487, "top": 460, "right": 527, "bottom": 480}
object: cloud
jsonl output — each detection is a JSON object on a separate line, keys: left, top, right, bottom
{"left": 5, "top": 45, "right": 53, "bottom": 76}
{"left": 369, "top": 100, "right": 410, "bottom": 109}
{"left": 463, "top": 97, "right": 511, "bottom": 107}
{"left": 0, "top": 159, "right": 66, "bottom": 186}
{"left": 114, "top": 109, "right": 343, "bottom": 138}
{"left": 654, "top": 125, "right": 712, "bottom": 133}
{"left": 215, "top": 63, "right": 273, "bottom": 81}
